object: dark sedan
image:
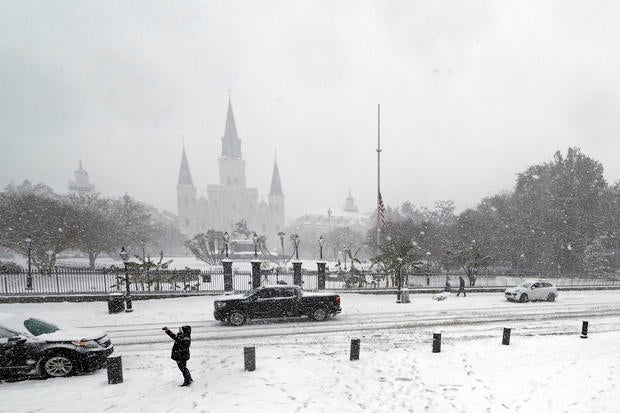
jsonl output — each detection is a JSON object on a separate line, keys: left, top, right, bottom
{"left": 0, "top": 314, "right": 113, "bottom": 379}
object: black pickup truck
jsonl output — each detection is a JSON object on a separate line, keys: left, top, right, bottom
{"left": 213, "top": 285, "right": 341, "bottom": 326}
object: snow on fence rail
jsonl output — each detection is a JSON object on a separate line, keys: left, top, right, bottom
{"left": 0, "top": 269, "right": 618, "bottom": 295}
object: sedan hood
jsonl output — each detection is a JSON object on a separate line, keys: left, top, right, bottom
{"left": 505, "top": 287, "right": 526, "bottom": 294}
{"left": 38, "top": 328, "right": 106, "bottom": 342}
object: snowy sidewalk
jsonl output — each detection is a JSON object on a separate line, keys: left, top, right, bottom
{"left": 2, "top": 291, "right": 620, "bottom": 412}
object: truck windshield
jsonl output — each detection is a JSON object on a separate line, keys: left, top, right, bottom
{"left": 243, "top": 288, "right": 260, "bottom": 298}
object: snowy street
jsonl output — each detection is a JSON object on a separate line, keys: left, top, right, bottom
{"left": 2, "top": 290, "right": 620, "bottom": 412}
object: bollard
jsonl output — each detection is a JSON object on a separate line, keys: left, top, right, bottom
{"left": 580, "top": 321, "right": 588, "bottom": 339}
{"left": 107, "top": 355, "right": 123, "bottom": 384}
{"left": 244, "top": 346, "right": 256, "bottom": 371}
{"left": 350, "top": 339, "right": 360, "bottom": 361}
{"left": 432, "top": 333, "right": 441, "bottom": 353}
{"left": 502, "top": 328, "right": 511, "bottom": 345}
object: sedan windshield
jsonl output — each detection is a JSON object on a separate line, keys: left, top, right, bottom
{"left": 519, "top": 282, "right": 533, "bottom": 288}
{"left": 23, "top": 318, "right": 60, "bottom": 336}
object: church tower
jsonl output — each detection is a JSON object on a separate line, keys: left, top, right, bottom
{"left": 268, "top": 158, "right": 285, "bottom": 233}
{"left": 177, "top": 146, "right": 197, "bottom": 233}
{"left": 218, "top": 99, "right": 246, "bottom": 188}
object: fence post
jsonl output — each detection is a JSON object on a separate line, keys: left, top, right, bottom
{"left": 350, "top": 339, "right": 360, "bottom": 361}
{"left": 293, "top": 261, "right": 302, "bottom": 287}
{"left": 244, "top": 347, "right": 256, "bottom": 371}
{"left": 251, "top": 260, "right": 261, "bottom": 289}
{"left": 432, "top": 332, "right": 441, "bottom": 353}
{"left": 317, "top": 261, "right": 326, "bottom": 290}
{"left": 502, "top": 328, "right": 511, "bottom": 345}
{"left": 107, "top": 355, "right": 123, "bottom": 384}
{"left": 223, "top": 260, "right": 233, "bottom": 291}
{"left": 580, "top": 321, "right": 588, "bottom": 339}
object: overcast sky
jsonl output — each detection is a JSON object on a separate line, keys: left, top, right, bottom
{"left": 2, "top": 1, "right": 619, "bottom": 222}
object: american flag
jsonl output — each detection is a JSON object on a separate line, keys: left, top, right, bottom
{"left": 378, "top": 191, "right": 387, "bottom": 228}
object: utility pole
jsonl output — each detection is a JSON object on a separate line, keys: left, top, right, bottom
{"left": 376, "top": 104, "right": 382, "bottom": 247}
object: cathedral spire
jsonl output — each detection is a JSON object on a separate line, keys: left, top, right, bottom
{"left": 269, "top": 158, "right": 283, "bottom": 196}
{"left": 178, "top": 147, "right": 194, "bottom": 186}
{"left": 221, "top": 97, "right": 242, "bottom": 159}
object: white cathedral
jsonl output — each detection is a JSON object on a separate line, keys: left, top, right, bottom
{"left": 176, "top": 99, "right": 285, "bottom": 242}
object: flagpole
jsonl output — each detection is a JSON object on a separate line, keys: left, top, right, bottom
{"left": 376, "top": 104, "right": 381, "bottom": 246}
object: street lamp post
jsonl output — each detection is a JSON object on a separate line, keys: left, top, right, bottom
{"left": 293, "top": 234, "right": 300, "bottom": 260}
{"left": 426, "top": 252, "right": 431, "bottom": 286}
{"left": 292, "top": 234, "right": 302, "bottom": 287}
{"left": 253, "top": 232, "right": 259, "bottom": 260}
{"left": 47, "top": 249, "right": 54, "bottom": 274}
{"left": 222, "top": 232, "right": 233, "bottom": 291}
{"left": 223, "top": 232, "right": 230, "bottom": 258}
{"left": 396, "top": 257, "right": 403, "bottom": 302}
{"left": 25, "top": 238, "right": 33, "bottom": 290}
{"left": 140, "top": 240, "right": 149, "bottom": 291}
{"left": 317, "top": 236, "right": 326, "bottom": 290}
{"left": 119, "top": 247, "right": 133, "bottom": 312}
{"left": 251, "top": 232, "right": 261, "bottom": 288}
{"left": 343, "top": 246, "right": 348, "bottom": 271}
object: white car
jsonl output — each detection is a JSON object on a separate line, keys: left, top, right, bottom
{"left": 504, "top": 280, "right": 558, "bottom": 303}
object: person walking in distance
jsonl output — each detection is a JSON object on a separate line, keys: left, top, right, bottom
{"left": 163, "top": 325, "right": 193, "bottom": 386}
{"left": 457, "top": 275, "right": 467, "bottom": 297}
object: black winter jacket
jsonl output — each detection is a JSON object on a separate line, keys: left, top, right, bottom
{"left": 165, "top": 325, "right": 191, "bottom": 361}
{"left": 459, "top": 277, "right": 466, "bottom": 288}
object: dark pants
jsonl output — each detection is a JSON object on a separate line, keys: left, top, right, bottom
{"left": 457, "top": 287, "right": 466, "bottom": 297}
{"left": 176, "top": 360, "right": 192, "bottom": 384}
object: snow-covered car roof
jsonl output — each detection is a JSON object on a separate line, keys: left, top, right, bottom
{"left": 520, "top": 279, "right": 555, "bottom": 284}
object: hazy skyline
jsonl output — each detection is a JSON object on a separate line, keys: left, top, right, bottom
{"left": 2, "top": 1, "right": 619, "bottom": 223}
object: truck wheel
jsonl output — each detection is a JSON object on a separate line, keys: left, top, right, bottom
{"left": 519, "top": 293, "right": 529, "bottom": 303}
{"left": 41, "top": 353, "right": 75, "bottom": 378}
{"left": 228, "top": 310, "right": 246, "bottom": 326}
{"left": 310, "top": 306, "right": 328, "bottom": 321}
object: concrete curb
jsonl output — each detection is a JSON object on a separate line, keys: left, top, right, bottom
{"left": 1, "top": 285, "right": 619, "bottom": 304}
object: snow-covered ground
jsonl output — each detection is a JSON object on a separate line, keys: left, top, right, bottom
{"left": 2, "top": 290, "right": 620, "bottom": 412}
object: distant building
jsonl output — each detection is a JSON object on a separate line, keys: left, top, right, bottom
{"left": 177, "top": 98, "right": 285, "bottom": 245}
{"left": 343, "top": 190, "right": 359, "bottom": 213}
{"left": 68, "top": 161, "right": 95, "bottom": 193}
{"left": 292, "top": 192, "right": 371, "bottom": 234}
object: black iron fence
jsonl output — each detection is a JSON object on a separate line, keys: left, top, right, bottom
{"left": 1, "top": 268, "right": 619, "bottom": 295}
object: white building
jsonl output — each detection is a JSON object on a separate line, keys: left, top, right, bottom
{"left": 68, "top": 161, "right": 95, "bottom": 193}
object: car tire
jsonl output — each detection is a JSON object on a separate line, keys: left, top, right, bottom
{"left": 228, "top": 310, "right": 247, "bottom": 326}
{"left": 41, "top": 353, "right": 75, "bottom": 378}
{"left": 310, "top": 306, "right": 328, "bottom": 321}
{"left": 547, "top": 293, "right": 556, "bottom": 302}
{"left": 519, "top": 293, "right": 529, "bottom": 303}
